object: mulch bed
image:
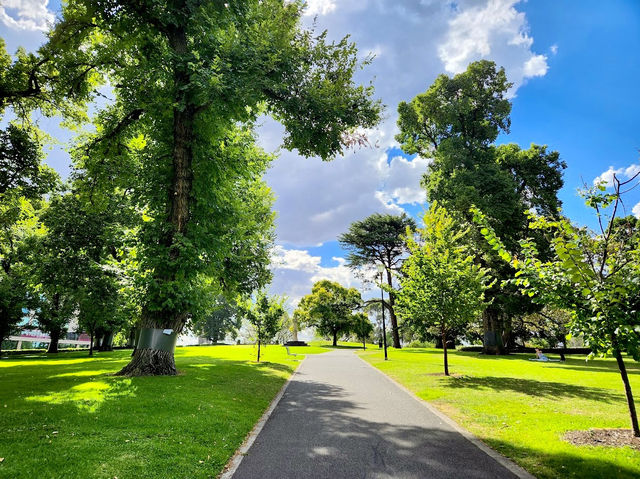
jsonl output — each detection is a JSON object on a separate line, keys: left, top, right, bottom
{"left": 563, "top": 429, "right": 640, "bottom": 450}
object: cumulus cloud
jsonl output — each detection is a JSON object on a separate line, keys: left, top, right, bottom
{"left": 438, "top": 0, "right": 549, "bottom": 92}
{"left": 270, "top": 246, "right": 361, "bottom": 308}
{"left": 593, "top": 163, "right": 640, "bottom": 187}
{"left": 633, "top": 202, "right": 640, "bottom": 219}
{"left": 303, "top": 0, "right": 337, "bottom": 16}
{"left": 0, "top": 0, "right": 54, "bottom": 31}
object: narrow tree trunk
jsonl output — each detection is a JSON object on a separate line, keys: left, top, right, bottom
{"left": 257, "top": 339, "right": 261, "bottom": 363}
{"left": 614, "top": 347, "right": 640, "bottom": 437}
{"left": 89, "top": 331, "right": 94, "bottom": 357}
{"left": 386, "top": 268, "right": 401, "bottom": 348}
{"left": 292, "top": 316, "right": 299, "bottom": 342}
{"left": 332, "top": 331, "right": 338, "bottom": 347}
{"left": 442, "top": 330, "right": 449, "bottom": 376}
{"left": 47, "top": 330, "right": 60, "bottom": 353}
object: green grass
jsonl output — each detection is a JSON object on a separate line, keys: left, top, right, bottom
{"left": 0, "top": 344, "right": 326, "bottom": 478}
{"left": 359, "top": 347, "right": 640, "bottom": 479}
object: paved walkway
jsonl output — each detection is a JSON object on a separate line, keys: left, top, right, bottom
{"left": 232, "top": 350, "right": 524, "bottom": 479}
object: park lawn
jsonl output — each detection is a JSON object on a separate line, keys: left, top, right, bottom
{"left": 360, "top": 347, "right": 640, "bottom": 479}
{"left": 0, "top": 344, "right": 326, "bottom": 479}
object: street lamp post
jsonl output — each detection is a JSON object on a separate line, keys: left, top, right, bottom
{"left": 362, "top": 313, "right": 366, "bottom": 350}
{"left": 377, "top": 264, "right": 388, "bottom": 360}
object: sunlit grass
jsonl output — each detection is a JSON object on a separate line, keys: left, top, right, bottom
{"left": 360, "top": 347, "right": 640, "bottom": 479}
{"left": 0, "top": 344, "right": 326, "bottom": 478}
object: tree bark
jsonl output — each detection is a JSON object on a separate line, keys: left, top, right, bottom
{"left": 257, "top": 339, "right": 261, "bottom": 363}
{"left": 47, "top": 329, "right": 60, "bottom": 353}
{"left": 89, "top": 331, "right": 94, "bottom": 357}
{"left": 117, "top": 348, "right": 177, "bottom": 376}
{"left": 614, "top": 347, "right": 640, "bottom": 437}
{"left": 332, "top": 331, "right": 338, "bottom": 347}
{"left": 386, "top": 268, "right": 401, "bottom": 348}
{"left": 442, "top": 329, "right": 449, "bottom": 376}
{"left": 482, "top": 307, "right": 505, "bottom": 354}
{"left": 116, "top": 17, "right": 194, "bottom": 376}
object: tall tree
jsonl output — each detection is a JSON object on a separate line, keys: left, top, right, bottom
{"left": 241, "top": 293, "right": 284, "bottom": 363}
{"left": 396, "top": 60, "right": 565, "bottom": 354}
{"left": 295, "top": 280, "right": 363, "bottom": 347}
{"left": 396, "top": 203, "right": 491, "bottom": 375}
{"left": 474, "top": 173, "right": 640, "bottom": 436}
{"left": 49, "top": 0, "right": 380, "bottom": 375}
{"left": 339, "top": 213, "right": 415, "bottom": 348}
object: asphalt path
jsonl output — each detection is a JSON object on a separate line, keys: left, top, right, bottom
{"left": 232, "top": 349, "right": 524, "bottom": 479}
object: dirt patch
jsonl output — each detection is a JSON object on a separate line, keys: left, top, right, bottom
{"left": 564, "top": 429, "right": 640, "bottom": 450}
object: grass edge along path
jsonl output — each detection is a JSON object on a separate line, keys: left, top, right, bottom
{"left": 0, "top": 344, "right": 326, "bottom": 479}
{"left": 359, "top": 347, "right": 640, "bottom": 479}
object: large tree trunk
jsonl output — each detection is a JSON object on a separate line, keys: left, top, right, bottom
{"left": 332, "top": 331, "right": 338, "bottom": 347}
{"left": 117, "top": 19, "right": 194, "bottom": 376}
{"left": 89, "top": 331, "right": 94, "bottom": 357}
{"left": 614, "top": 347, "right": 640, "bottom": 437}
{"left": 482, "top": 307, "right": 506, "bottom": 354}
{"left": 47, "top": 329, "right": 60, "bottom": 354}
{"left": 386, "top": 268, "right": 401, "bottom": 348}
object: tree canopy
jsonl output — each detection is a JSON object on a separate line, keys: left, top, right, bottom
{"left": 474, "top": 173, "right": 640, "bottom": 436}
{"left": 396, "top": 202, "right": 491, "bottom": 375}
{"left": 295, "top": 280, "right": 364, "bottom": 347}
{"left": 41, "top": 0, "right": 381, "bottom": 374}
{"left": 396, "top": 60, "right": 566, "bottom": 354}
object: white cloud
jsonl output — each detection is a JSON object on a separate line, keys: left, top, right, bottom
{"left": 550, "top": 44, "right": 558, "bottom": 55}
{"left": 0, "top": 0, "right": 54, "bottom": 31}
{"left": 303, "top": 0, "right": 337, "bottom": 16}
{"left": 523, "top": 54, "right": 548, "bottom": 77}
{"left": 438, "top": 0, "right": 549, "bottom": 92}
{"left": 593, "top": 163, "right": 640, "bottom": 187}
{"left": 269, "top": 246, "right": 361, "bottom": 309}
{"left": 633, "top": 202, "right": 640, "bottom": 219}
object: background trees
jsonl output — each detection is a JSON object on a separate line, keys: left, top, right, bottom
{"left": 45, "top": 0, "right": 380, "bottom": 375}
{"left": 396, "top": 203, "right": 491, "bottom": 375}
{"left": 191, "top": 295, "right": 242, "bottom": 344}
{"left": 295, "top": 280, "right": 365, "bottom": 347}
{"left": 339, "top": 213, "right": 415, "bottom": 348}
{"left": 396, "top": 60, "right": 565, "bottom": 354}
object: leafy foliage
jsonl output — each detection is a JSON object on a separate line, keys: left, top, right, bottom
{"left": 41, "top": 1, "right": 380, "bottom": 374}
{"left": 395, "top": 60, "right": 566, "bottom": 353}
{"left": 473, "top": 173, "right": 640, "bottom": 435}
{"left": 295, "top": 280, "right": 364, "bottom": 346}
{"left": 395, "top": 203, "right": 491, "bottom": 375}
{"left": 191, "top": 295, "right": 241, "bottom": 343}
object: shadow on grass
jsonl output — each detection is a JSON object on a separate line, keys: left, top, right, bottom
{"left": 443, "top": 375, "right": 623, "bottom": 402}
{"left": 484, "top": 437, "right": 640, "bottom": 479}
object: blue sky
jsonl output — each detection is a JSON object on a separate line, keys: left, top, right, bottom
{"left": 2, "top": 0, "right": 639, "bottom": 307}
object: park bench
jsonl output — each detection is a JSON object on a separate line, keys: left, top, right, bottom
{"left": 285, "top": 346, "right": 298, "bottom": 357}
